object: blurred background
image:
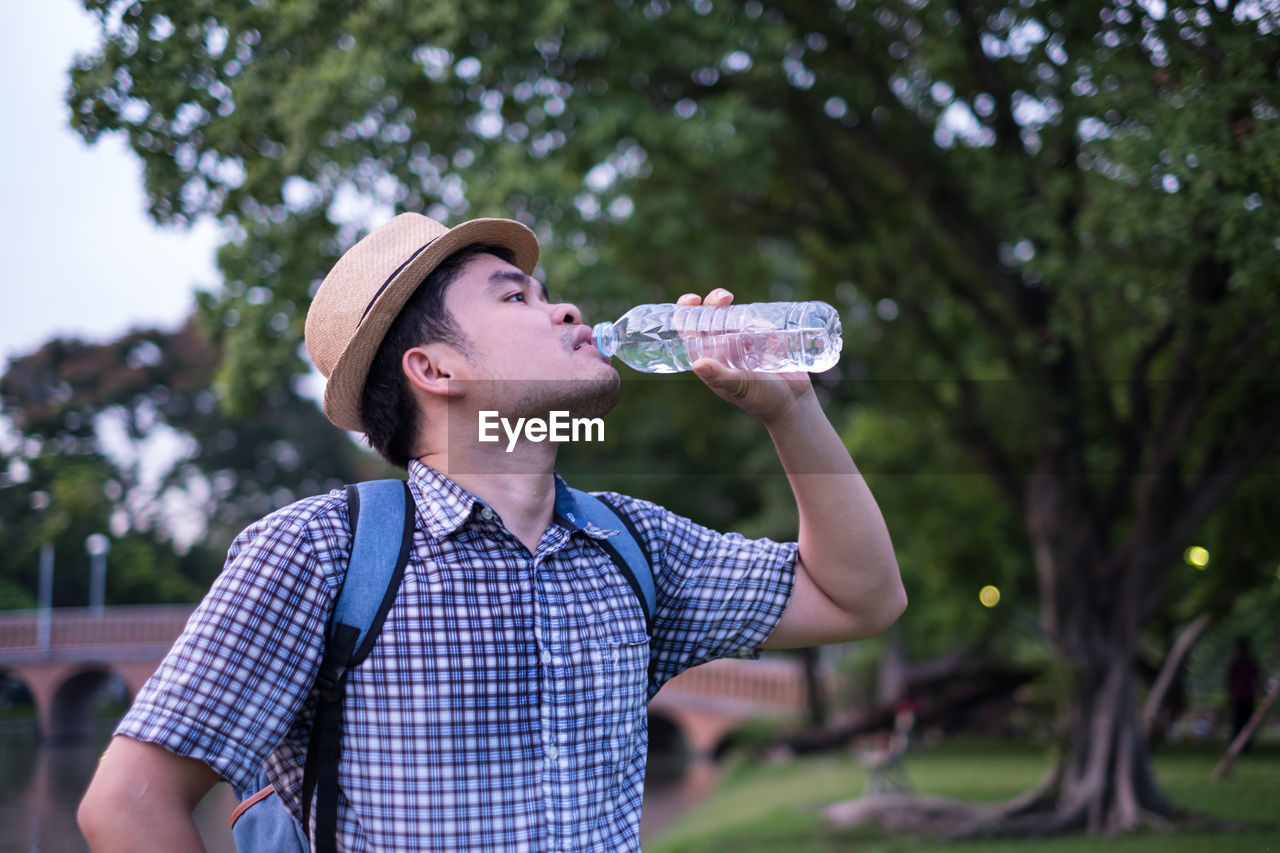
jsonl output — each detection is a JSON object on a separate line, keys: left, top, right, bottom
{"left": 2, "top": 1, "right": 1277, "bottom": 850}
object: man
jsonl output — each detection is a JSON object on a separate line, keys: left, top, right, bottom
{"left": 1226, "top": 635, "right": 1262, "bottom": 749}
{"left": 79, "top": 213, "right": 905, "bottom": 851}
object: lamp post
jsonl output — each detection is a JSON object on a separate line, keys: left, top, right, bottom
{"left": 36, "top": 542, "right": 54, "bottom": 652}
{"left": 86, "top": 533, "right": 111, "bottom": 617}
{"left": 32, "top": 490, "right": 53, "bottom": 652}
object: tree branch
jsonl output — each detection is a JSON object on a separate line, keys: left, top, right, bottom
{"left": 1170, "top": 405, "right": 1280, "bottom": 549}
{"left": 953, "top": 0, "right": 1025, "bottom": 161}
{"left": 1103, "top": 319, "right": 1176, "bottom": 522}
{"left": 1141, "top": 613, "right": 1210, "bottom": 742}
{"left": 773, "top": 0, "right": 1050, "bottom": 334}
{"left": 775, "top": 91, "right": 1035, "bottom": 374}
{"left": 1213, "top": 665, "right": 1279, "bottom": 780}
{"left": 901, "top": 301, "right": 1026, "bottom": 509}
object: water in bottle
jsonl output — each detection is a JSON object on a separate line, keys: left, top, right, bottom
{"left": 591, "top": 301, "right": 842, "bottom": 373}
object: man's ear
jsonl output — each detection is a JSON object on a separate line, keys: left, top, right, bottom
{"left": 402, "top": 345, "right": 464, "bottom": 398}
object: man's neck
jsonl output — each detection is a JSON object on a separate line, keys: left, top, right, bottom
{"left": 418, "top": 440, "right": 560, "bottom": 553}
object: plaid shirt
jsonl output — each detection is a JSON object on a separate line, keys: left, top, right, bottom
{"left": 118, "top": 461, "right": 795, "bottom": 851}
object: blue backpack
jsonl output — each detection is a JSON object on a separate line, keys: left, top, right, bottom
{"left": 230, "top": 479, "right": 654, "bottom": 853}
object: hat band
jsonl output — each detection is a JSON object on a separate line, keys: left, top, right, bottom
{"left": 358, "top": 237, "right": 440, "bottom": 326}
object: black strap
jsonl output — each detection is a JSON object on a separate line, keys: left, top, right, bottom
{"left": 564, "top": 487, "right": 656, "bottom": 635}
{"left": 301, "top": 481, "right": 413, "bottom": 853}
{"left": 303, "top": 624, "right": 359, "bottom": 853}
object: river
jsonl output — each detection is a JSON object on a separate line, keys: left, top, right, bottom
{"left": 0, "top": 723, "right": 238, "bottom": 853}
{"left": 0, "top": 722, "right": 714, "bottom": 851}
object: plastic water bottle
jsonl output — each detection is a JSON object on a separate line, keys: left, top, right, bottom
{"left": 591, "top": 301, "right": 843, "bottom": 373}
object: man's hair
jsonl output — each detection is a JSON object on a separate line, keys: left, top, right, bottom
{"left": 360, "top": 242, "right": 517, "bottom": 468}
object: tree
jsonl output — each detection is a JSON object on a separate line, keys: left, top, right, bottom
{"left": 0, "top": 324, "right": 385, "bottom": 604}
{"left": 67, "top": 0, "right": 1280, "bottom": 836}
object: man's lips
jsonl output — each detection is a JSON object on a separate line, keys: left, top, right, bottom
{"left": 572, "top": 327, "right": 595, "bottom": 351}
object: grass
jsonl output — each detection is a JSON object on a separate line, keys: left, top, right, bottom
{"left": 647, "top": 738, "right": 1280, "bottom": 852}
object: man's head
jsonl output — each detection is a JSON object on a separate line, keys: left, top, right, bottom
{"left": 424, "top": 250, "right": 621, "bottom": 429}
{"left": 305, "top": 213, "right": 538, "bottom": 434}
{"left": 306, "top": 213, "right": 619, "bottom": 468}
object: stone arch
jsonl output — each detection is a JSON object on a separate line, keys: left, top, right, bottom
{"left": 647, "top": 710, "right": 690, "bottom": 757}
{"left": 651, "top": 707, "right": 744, "bottom": 760}
{"left": 646, "top": 709, "right": 691, "bottom": 785}
{"left": 0, "top": 666, "right": 38, "bottom": 720}
{"left": 48, "top": 665, "right": 128, "bottom": 743}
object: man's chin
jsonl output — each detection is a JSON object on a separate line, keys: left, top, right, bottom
{"left": 559, "top": 371, "right": 622, "bottom": 420}
{"left": 495, "top": 373, "right": 621, "bottom": 423}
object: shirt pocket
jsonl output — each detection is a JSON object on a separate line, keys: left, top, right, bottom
{"left": 584, "top": 629, "right": 650, "bottom": 776}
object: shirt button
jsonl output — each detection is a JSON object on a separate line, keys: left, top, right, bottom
{"left": 546, "top": 745, "right": 559, "bottom": 760}
{"left": 541, "top": 649, "right": 552, "bottom": 665}
{"left": 479, "top": 506, "right": 494, "bottom": 521}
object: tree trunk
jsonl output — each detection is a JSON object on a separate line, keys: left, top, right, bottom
{"left": 924, "top": 635, "right": 1183, "bottom": 840}
{"left": 872, "top": 629, "right": 908, "bottom": 706}
{"left": 1013, "top": 463, "right": 1181, "bottom": 835}
{"left": 1051, "top": 650, "right": 1181, "bottom": 833}
{"left": 826, "top": 453, "right": 1246, "bottom": 839}
{"left": 821, "top": 618, "right": 1203, "bottom": 839}
{"left": 799, "top": 647, "right": 828, "bottom": 727}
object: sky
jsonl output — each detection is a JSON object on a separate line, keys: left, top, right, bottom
{"left": 0, "top": 1, "right": 221, "bottom": 368}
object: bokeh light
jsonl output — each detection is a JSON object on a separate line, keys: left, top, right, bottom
{"left": 979, "top": 585, "right": 1001, "bottom": 608}
{"left": 1184, "top": 546, "right": 1210, "bottom": 569}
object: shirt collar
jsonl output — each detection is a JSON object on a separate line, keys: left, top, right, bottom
{"left": 406, "top": 461, "right": 617, "bottom": 542}
{"left": 406, "top": 460, "right": 483, "bottom": 538}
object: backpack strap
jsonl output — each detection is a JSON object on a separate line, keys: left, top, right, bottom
{"left": 302, "top": 479, "right": 413, "bottom": 853}
{"left": 564, "top": 486, "right": 656, "bottom": 634}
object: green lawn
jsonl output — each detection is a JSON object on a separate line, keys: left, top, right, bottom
{"left": 647, "top": 738, "right": 1280, "bottom": 852}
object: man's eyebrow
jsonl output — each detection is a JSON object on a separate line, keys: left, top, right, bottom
{"left": 488, "top": 268, "right": 550, "bottom": 301}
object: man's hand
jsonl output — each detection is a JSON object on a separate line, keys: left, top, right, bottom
{"left": 676, "top": 289, "right": 813, "bottom": 426}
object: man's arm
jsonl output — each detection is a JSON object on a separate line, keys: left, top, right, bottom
{"left": 79, "top": 735, "right": 221, "bottom": 853}
{"left": 754, "top": 387, "right": 905, "bottom": 647}
{"left": 680, "top": 290, "right": 906, "bottom": 648}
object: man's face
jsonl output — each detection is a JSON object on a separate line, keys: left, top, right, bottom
{"left": 441, "top": 253, "right": 621, "bottom": 420}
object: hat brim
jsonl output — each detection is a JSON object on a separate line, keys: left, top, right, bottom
{"left": 322, "top": 218, "right": 539, "bottom": 432}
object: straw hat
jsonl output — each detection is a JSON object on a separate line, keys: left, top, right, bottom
{"left": 305, "top": 212, "right": 539, "bottom": 432}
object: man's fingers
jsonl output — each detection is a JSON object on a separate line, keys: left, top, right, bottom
{"left": 676, "top": 289, "right": 735, "bottom": 307}
{"left": 703, "top": 288, "right": 733, "bottom": 306}
{"left": 691, "top": 358, "right": 749, "bottom": 400}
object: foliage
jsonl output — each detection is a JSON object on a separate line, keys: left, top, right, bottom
{"left": 0, "top": 325, "right": 384, "bottom": 605}
{"left": 63, "top": 0, "right": 1280, "bottom": 590}
{"left": 58, "top": 0, "right": 1280, "bottom": 828}
{"left": 843, "top": 405, "right": 1036, "bottom": 662}
{"left": 0, "top": 442, "right": 207, "bottom": 606}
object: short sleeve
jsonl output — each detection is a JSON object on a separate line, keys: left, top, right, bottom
{"left": 598, "top": 494, "right": 796, "bottom": 689}
{"left": 114, "top": 493, "right": 349, "bottom": 796}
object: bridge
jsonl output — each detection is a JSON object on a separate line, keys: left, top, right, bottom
{"left": 0, "top": 606, "right": 832, "bottom": 753}
{"left": 0, "top": 606, "right": 193, "bottom": 742}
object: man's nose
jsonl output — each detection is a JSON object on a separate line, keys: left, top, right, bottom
{"left": 552, "top": 301, "right": 582, "bottom": 325}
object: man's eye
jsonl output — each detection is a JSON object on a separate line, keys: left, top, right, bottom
{"left": 506, "top": 292, "right": 526, "bottom": 302}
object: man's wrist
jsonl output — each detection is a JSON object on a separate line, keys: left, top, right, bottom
{"left": 760, "top": 385, "right": 822, "bottom": 434}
